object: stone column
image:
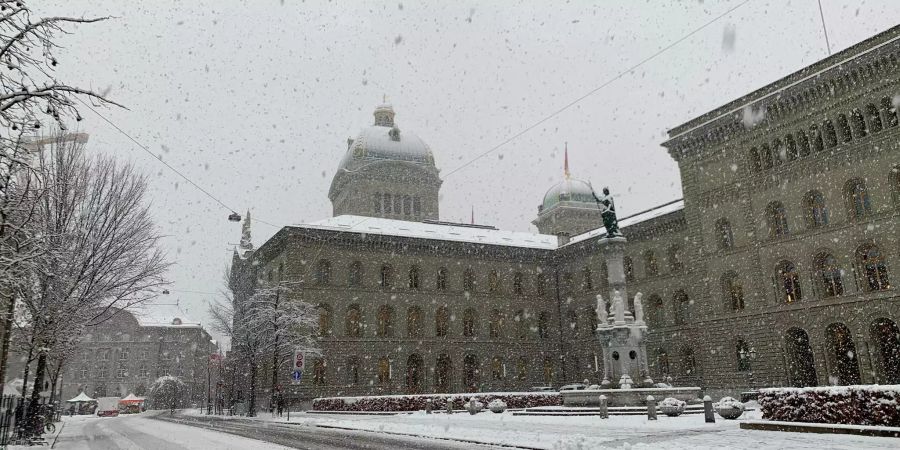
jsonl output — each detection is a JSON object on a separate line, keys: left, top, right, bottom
{"left": 599, "top": 237, "right": 629, "bottom": 304}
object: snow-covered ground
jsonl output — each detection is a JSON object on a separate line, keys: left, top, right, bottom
{"left": 190, "top": 408, "right": 900, "bottom": 449}
{"left": 45, "top": 414, "right": 290, "bottom": 450}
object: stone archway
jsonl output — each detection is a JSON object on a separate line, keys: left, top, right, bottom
{"left": 870, "top": 318, "right": 900, "bottom": 383}
{"left": 825, "top": 323, "right": 861, "bottom": 385}
{"left": 784, "top": 327, "right": 817, "bottom": 387}
{"left": 435, "top": 354, "right": 452, "bottom": 393}
{"left": 463, "top": 354, "right": 478, "bottom": 393}
{"left": 406, "top": 354, "right": 423, "bottom": 394}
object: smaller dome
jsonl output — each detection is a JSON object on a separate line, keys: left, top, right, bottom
{"left": 541, "top": 177, "right": 597, "bottom": 212}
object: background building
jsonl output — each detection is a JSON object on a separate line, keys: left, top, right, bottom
{"left": 231, "top": 25, "right": 900, "bottom": 406}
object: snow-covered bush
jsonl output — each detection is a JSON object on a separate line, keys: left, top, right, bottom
{"left": 466, "top": 398, "right": 484, "bottom": 415}
{"left": 488, "top": 399, "right": 507, "bottom": 413}
{"left": 759, "top": 385, "right": 900, "bottom": 427}
{"left": 714, "top": 396, "right": 744, "bottom": 419}
{"left": 658, "top": 397, "right": 685, "bottom": 417}
{"left": 312, "top": 391, "right": 560, "bottom": 412}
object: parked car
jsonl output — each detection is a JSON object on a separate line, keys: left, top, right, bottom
{"left": 531, "top": 386, "right": 555, "bottom": 392}
{"left": 558, "top": 383, "right": 588, "bottom": 391}
{"left": 96, "top": 397, "right": 121, "bottom": 417}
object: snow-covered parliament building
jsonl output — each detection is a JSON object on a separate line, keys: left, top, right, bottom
{"left": 231, "top": 25, "right": 900, "bottom": 404}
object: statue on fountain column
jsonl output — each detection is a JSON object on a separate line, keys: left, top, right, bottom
{"left": 633, "top": 292, "right": 645, "bottom": 325}
{"left": 591, "top": 186, "right": 621, "bottom": 237}
{"left": 612, "top": 289, "right": 626, "bottom": 325}
{"left": 595, "top": 294, "right": 608, "bottom": 326}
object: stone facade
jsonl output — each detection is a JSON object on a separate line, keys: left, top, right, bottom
{"left": 232, "top": 25, "right": 900, "bottom": 405}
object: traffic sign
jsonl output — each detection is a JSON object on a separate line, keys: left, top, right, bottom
{"left": 293, "top": 350, "right": 304, "bottom": 370}
{"left": 291, "top": 370, "right": 302, "bottom": 385}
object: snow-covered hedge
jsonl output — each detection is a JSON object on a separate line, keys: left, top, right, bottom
{"left": 759, "top": 385, "right": 900, "bottom": 427}
{"left": 312, "top": 391, "right": 561, "bottom": 412}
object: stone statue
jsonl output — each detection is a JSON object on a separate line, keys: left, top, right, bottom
{"left": 633, "top": 292, "right": 645, "bottom": 325}
{"left": 592, "top": 187, "right": 621, "bottom": 237}
{"left": 612, "top": 289, "right": 626, "bottom": 325}
{"left": 596, "top": 294, "right": 608, "bottom": 325}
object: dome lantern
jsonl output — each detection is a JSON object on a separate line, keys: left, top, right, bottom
{"left": 373, "top": 103, "right": 395, "bottom": 127}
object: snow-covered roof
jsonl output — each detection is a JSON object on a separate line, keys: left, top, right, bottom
{"left": 301, "top": 215, "right": 559, "bottom": 250}
{"left": 130, "top": 302, "right": 201, "bottom": 328}
{"left": 566, "top": 199, "right": 685, "bottom": 246}
{"left": 67, "top": 392, "right": 94, "bottom": 402}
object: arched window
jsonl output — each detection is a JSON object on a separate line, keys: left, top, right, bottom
{"left": 488, "top": 270, "right": 500, "bottom": 293}
{"left": 464, "top": 354, "right": 479, "bottom": 392}
{"left": 403, "top": 195, "right": 412, "bottom": 216}
{"left": 581, "top": 267, "right": 593, "bottom": 291}
{"left": 516, "top": 356, "right": 528, "bottom": 381}
{"left": 346, "top": 357, "right": 360, "bottom": 384}
{"left": 376, "top": 305, "right": 394, "bottom": 337}
{"left": 892, "top": 165, "right": 900, "bottom": 207}
{"left": 491, "top": 356, "right": 504, "bottom": 380}
{"left": 815, "top": 252, "right": 843, "bottom": 297}
{"left": 773, "top": 138, "right": 787, "bottom": 162}
{"left": 380, "top": 264, "right": 394, "bottom": 289}
{"left": 543, "top": 356, "right": 554, "bottom": 385}
{"left": 803, "top": 190, "right": 828, "bottom": 228}
{"left": 463, "top": 269, "right": 476, "bottom": 292}
{"left": 766, "top": 201, "right": 789, "bottom": 238}
{"left": 514, "top": 310, "right": 527, "bottom": 339}
{"left": 715, "top": 218, "right": 734, "bottom": 250}
{"left": 777, "top": 261, "right": 802, "bottom": 303}
{"left": 648, "top": 294, "right": 664, "bottom": 326}
{"left": 721, "top": 272, "right": 744, "bottom": 311}
{"left": 673, "top": 290, "right": 689, "bottom": 325}
{"left": 513, "top": 272, "right": 524, "bottom": 294}
{"left": 313, "top": 359, "right": 327, "bottom": 385}
{"left": 881, "top": 96, "right": 899, "bottom": 128}
{"left": 837, "top": 113, "right": 852, "bottom": 142}
{"left": 850, "top": 107, "right": 868, "bottom": 138}
{"left": 809, "top": 124, "right": 824, "bottom": 152}
{"left": 345, "top": 304, "right": 363, "bottom": 337}
{"left": 348, "top": 261, "right": 362, "bottom": 287}
{"left": 317, "top": 304, "right": 333, "bottom": 336}
{"left": 435, "top": 354, "right": 451, "bottom": 392}
{"left": 408, "top": 266, "right": 420, "bottom": 290}
{"left": 623, "top": 257, "right": 635, "bottom": 282}
{"left": 857, "top": 244, "right": 890, "bottom": 292}
{"left": 489, "top": 309, "right": 504, "bottom": 338}
{"left": 657, "top": 349, "right": 670, "bottom": 376}
{"left": 538, "top": 312, "right": 549, "bottom": 339}
{"left": 383, "top": 193, "right": 392, "bottom": 214}
{"left": 643, "top": 250, "right": 659, "bottom": 277}
{"left": 749, "top": 147, "right": 761, "bottom": 172}
{"left": 406, "top": 354, "right": 423, "bottom": 393}
{"left": 406, "top": 307, "right": 422, "bottom": 337}
{"left": 845, "top": 178, "right": 871, "bottom": 220}
{"left": 822, "top": 119, "right": 838, "bottom": 148}
{"left": 796, "top": 130, "right": 811, "bottom": 157}
{"left": 315, "top": 259, "right": 331, "bottom": 285}
{"left": 866, "top": 103, "right": 883, "bottom": 133}
{"left": 377, "top": 357, "right": 390, "bottom": 384}
{"left": 463, "top": 308, "right": 477, "bottom": 337}
{"left": 436, "top": 306, "right": 450, "bottom": 337}
{"left": 785, "top": 134, "right": 799, "bottom": 160}
{"left": 374, "top": 192, "right": 383, "bottom": 214}
{"left": 736, "top": 339, "right": 751, "bottom": 372}
{"left": 436, "top": 267, "right": 448, "bottom": 291}
{"left": 667, "top": 245, "right": 683, "bottom": 272}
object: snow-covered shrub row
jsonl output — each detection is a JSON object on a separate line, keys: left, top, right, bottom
{"left": 312, "top": 391, "right": 561, "bottom": 412}
{"left": 759, "top": 385, "right": 900, "bottom": 427}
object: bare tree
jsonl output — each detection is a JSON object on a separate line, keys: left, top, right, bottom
{"left": 17, "top": 136, "right": 167, "bottom": 435}
{"left": 0, "top": 0, "right": 120, "bottom": 394}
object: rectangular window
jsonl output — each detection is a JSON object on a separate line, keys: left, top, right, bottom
{"left": 383, "top": 193, "right": 392, "bottom": 214}
{"left": 413, "top": 197, "right": 421, "bottom": 216}
{"left": 119, "top": 349, "right": 128, "bottom": 360}
{"left": 374, "top": 193, "right": 382, "bottom": 213}
{"left": 117, "top": 366, "right": 127, "bottom": 378}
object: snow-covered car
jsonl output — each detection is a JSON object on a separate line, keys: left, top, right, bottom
{"left": 531, "top": 386, "right": 555, "bottom": 392}
{"left": 558, "top": 384, "right": 588, "bottom": 391}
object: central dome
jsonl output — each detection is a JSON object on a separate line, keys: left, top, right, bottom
{"left": 540, "top": 177, "right": 596, "bottom": 212}
{"left": 337, "top": 104, "right": 435, "bottom": 172}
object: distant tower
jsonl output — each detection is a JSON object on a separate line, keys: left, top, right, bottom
{"left": 328, "top": 103, "right": 442, "bottom": 221}
{"left": 532, "top": 144, "right": 604, "bottom": 242}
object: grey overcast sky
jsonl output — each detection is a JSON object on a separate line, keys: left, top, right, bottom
{"left": 34, "top": 0, "right": 900, "bottom": 346}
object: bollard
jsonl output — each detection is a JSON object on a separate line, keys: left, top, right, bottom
{"left": 646, "top": 395, "right": 657, "bottom": 420}
{"left": 703, "top": 395, "right": 715, "bottom": 423}
{"left": 446, "top": 400, "right": 454, "bottom": 414}
{"left": 598, "top": 395, "right": 608, "bottom": 419}
{"left": 425, "top": 398, "right": 433, "bottom": 414}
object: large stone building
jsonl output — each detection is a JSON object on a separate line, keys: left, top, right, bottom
{"left": 231, "top": 25, "right": 900, "bottom": 405}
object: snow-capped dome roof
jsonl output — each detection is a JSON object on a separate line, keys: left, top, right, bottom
{"left": 336, "top": 104, "right": 435, "bottom": 172}
{"left": 541, "top": 177, "right": 597, "bottom": 212}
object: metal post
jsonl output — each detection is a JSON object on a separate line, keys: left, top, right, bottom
{"left": 646, "top": 395, "right": 657, "bottom": 420}
{"left": 206, "top": 363, "right": 211, "bottom": 415}
{"left": 598, "top": 395, "right": 608, "bottom": 419}
{"left": 446, "top": 400, "right": 453, "bottom": 414}
{"left": 425, "top": 398, "right": 432, "bottom": 414}
{"left": 703, "top": 395, "right": 715, "bottom": 423}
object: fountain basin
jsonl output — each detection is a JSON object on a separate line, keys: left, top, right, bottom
{"left": 561, "top": 387, "right": 702, "bottom": 407}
